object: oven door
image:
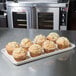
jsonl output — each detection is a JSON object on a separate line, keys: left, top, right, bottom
{"left": 36, "top": 7, "right": 59, "bottom": 30}
{"left": 12, "top": 12, "right": 27, "bottom": 28}
{"left": 7, "top": 6, "right": 32, "bottom": 29}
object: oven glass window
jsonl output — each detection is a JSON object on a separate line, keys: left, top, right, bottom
{"left": 13, "top": 12, "right": 27, "bottom": 28}
{"left": 38, "top": 12, "right": 53, "bottom": 29}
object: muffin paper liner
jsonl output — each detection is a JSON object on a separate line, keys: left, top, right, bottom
{"left": 1, "top": 43, "right": 75, "bottom": 66}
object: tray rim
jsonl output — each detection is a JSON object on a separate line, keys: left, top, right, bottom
{"left": 1, "top": 43, "right": 75, "bottom": 65}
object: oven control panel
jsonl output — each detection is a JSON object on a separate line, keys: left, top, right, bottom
{"left": 60, "top": 7, "right": 68, "bottom": 30}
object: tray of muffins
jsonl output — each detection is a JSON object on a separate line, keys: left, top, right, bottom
{"left": 1, "top": 32, "right": 75, "bottom": 65}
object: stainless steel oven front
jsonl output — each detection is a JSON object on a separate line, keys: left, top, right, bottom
{"left": 35, "top": 7, "right": 59, "bottom": 30}
{"left": 6, "top": 2, "right": 35, "bottom": 29}
{"left": 6, "top": 2, "right": 68, "bottom": 30}
{"left": 35, "top": 3, "right": 68, "bottom": 30}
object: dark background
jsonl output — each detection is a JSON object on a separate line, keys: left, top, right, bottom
{"left": 68, "top": 0, "right": 76, "bottom": 30}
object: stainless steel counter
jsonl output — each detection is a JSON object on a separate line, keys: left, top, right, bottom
{"left": 0, "top": 28, "right": 76, "bottom": 76}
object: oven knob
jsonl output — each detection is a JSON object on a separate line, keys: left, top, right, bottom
{"left": 62, "top": 14, "right": 65, "bottom": 17}
{"left": 62, "top": 19, "right": 64, "bottom": 23}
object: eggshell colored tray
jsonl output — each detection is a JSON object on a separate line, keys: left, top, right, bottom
{"left": 1, "top": 43, "right": 75, "bottom": 65}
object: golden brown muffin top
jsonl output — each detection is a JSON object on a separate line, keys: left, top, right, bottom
{"left": 29, "top": 44, "right": 42, "bottom": 54}
{"left": 6, "top": 42, "right": 19, "bottom": 48}
{"left": 13, "top": 47, "right": 27, "bottom": 59}
{"left": 20, "top": 38, "right": 32, "bottom": 48}
{"left": 47, "top": 32, "right": 59, "bottom": 42}
{"left": 43, "top": 40, "right": 56, "bottom": 50}
{"left": 34, "top": 34, "right": 46, "bottom": 45}
{"left": 56, "top": 37, "right": 70, "bottom": 46}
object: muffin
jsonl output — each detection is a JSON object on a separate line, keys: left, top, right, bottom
{"left": 47, "top": 32, "right": 59, "bottom": 42}
{"left": 20, "top": 38, "right": 33, "bottom": 51}
{"left": 42, "top": 40, "right": 57, "bottom": 53}
{"left": 6, "top": 42, "right": 19, "bottom": 55}
{"left": 29, "top": 44, "right": 43, "bottom": 57}
{"left": 12, "top": 47, "right": 27, "bottom": 62}
{"left": 34, "top": 34, "right": 46, "bottom": 46}
{"left": 56, "top": 37, "right": 70, "bottom": 49}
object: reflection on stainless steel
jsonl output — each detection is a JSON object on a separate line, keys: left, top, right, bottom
{"left": 17, "top": 19, "right": 26, "bottom": 22}
{"left": 57, "top": 50, "right": 74, "bottom": 61}
{"left": 28, "top": 67, "right": 37, "bottom": 73}
{"left": 18, "top": 24, "right": 27, "bottom": 26}
{"left": 44, "top": 59, "right": 55, "bottom": 66}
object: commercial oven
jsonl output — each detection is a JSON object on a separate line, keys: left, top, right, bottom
{"left": 6, "top": 1, "right": 69, "bottom": 30}
{"left": 34, "top": 3, "right": 68, "bottom": 30}
{"left": 35, "top": 7, "right": 59, "bottom": 30}
{"left": 6, "top": 2, "right": 36, "bottom": 29}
